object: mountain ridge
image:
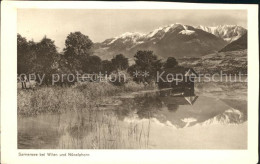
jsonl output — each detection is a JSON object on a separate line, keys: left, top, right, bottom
{"left": 196, "top": 25, "right": 247, "bottom": 43}
{"left": 219, "top": 32, "right": 247, "bottom": 52}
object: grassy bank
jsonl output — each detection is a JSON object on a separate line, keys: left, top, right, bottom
{"left": 18, "top": 81, "right": 157, "bottom": 116}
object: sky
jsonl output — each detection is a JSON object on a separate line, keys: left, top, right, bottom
{"left": 18, "top": 9, "right": 247, "bottom": 51}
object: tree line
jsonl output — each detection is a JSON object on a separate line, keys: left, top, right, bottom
{"left": 18, "top": 32, "right": 181, "bottom": 85}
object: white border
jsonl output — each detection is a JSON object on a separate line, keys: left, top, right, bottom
{"left": 1, "top": 2, "right": 259, "bottom": 164}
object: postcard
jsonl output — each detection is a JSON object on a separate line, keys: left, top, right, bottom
{"left": 1, "top": 1, "right": 259, "bottom": 164}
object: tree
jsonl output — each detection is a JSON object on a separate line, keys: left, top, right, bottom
{"left": 101, "top": 60, "right": 113, "bottom": 74}
{"left": 134, "top": 50, "right": 158, "bottom": 69}
{"left": 83, "top": 55, "right": 102, "bottom": 73}
{"left": 64, "top": 32, "right": 93, "bottom": 57}
{"left": 17, "top": 34, "right": 28, "bottom": 74}
{"left": 111, "top": 54, "right": 129, "bottom": 70}
{"left": 36, "top": 36, "right": 57, "bottom": 69}
{"left": 33, "top": 36, "right": 59, "bottom": 84}
{"left": 17, "top": 34, "right": 34, "bottom": 75}
{"left": 51, "top": 54, "right": 75, "bottom": 86}
{"left": 129, "top": 50, "right": 163, "bottom": 83}
{"left": 17, "top": 34, "right": 59, "bottom": 85}
{"left": 164, "top": 57, "right": 178, "bottom": 69}
{"left": 63, "top": 32, "right": 93, "bottom": 73}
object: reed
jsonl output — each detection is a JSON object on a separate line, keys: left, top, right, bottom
{"left": 57, "top": 110, "right": 151, "bottom": 149}
{"left": 18, "top": 81, "right": 157, "bottom": 116}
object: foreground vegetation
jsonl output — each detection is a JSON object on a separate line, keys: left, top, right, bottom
{"left": 18, "top": 81, "right": 157, "bottom": 116}
{"left": 18, "top": 80, "right": 155, "bottom": 149}
{"left": 18, "top": 106, "right": 152, "bottom": 149}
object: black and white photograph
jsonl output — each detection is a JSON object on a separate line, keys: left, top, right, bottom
{"left": 16, "top": 9, "right": 249, "bottom": 149}
{"left": 1, "top": 2, "right": 259, "bottom": 164}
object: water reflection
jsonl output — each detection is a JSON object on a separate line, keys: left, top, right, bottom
{"left": 113, "top": 88, "right": 246, "bottom": 128}
{"left": 18, "top": 86, "right": 247, "bottom": 149}
{"left": 159, "top": 88, "right": 199, "bottom": 111}
{"left": 115, "top": 88, "right": 199, "bottom": 120}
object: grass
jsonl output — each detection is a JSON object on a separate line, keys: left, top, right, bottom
{"left": 18, "top": 109, "right": 152, "bottom": 149}
{"left": 17, "top": 81, "right": 158, "bottom": 116}
{"left": 57, "top": 110, "right": 152, "bottom": 149}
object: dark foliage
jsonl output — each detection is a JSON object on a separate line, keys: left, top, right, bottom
{"left": 17, "top": 34, "right": 59, "bottom": 85}
{"left": 111, "top": 54, "right": 129, "bottom": 70}
{"left": 164, "top": 57, "right": 178, "bottom": 69}
{"left": 128, "top": 50, "right": 163, "bottom": 83}
{"left": 63, "top": 32, "right": 93, "bottom": 73}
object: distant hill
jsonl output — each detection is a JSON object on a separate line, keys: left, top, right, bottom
{"left": 93, "top": 23, "right": 227, "bottom": 60}
{"left": 219, "top": 33, "right": 247, "bottom": 52}
{"left": 197, "top": 25, "right": 247, "bottom": 43}
{"left": 179, "top": 50, "right": 247, "bottom": 74}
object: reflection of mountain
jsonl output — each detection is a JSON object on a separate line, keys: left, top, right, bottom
{"left": 157, "top": 96, "right": 246, "bottom": 128}
{"left": 197, "top": 108, "right": 245, "bottom": 126}
{"left": 114, "top": 92, "right": 247, "bottom": 129}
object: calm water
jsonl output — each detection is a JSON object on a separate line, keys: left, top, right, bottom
{"left": 18, "top": 82, "right": 247, "bottom": 149}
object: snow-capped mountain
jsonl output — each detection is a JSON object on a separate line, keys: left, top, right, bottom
{"left": 101, "top": 23, "right": 189, "bottom": 48}
{"left": 219, "top": 32, "right": 247, "bottom": 52}
{"left": 196, "top": 25, "right": 247, "bottom": 43}
{"left": 104, "top": 32, "right": 145, "bottom": 47}
{"left": 94, "top": 23, "right": 227, "bottom": 59}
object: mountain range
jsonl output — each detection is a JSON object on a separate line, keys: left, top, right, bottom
{"left": 93, "top": 23, "right": 247, "bottom": 60}
{"left": 197, "top": 25, "right": 247, "bottom": 43}
{"left": 219, "top": 32, "right": 247, "bottom": 52}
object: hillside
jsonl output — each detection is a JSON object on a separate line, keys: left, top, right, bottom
{"left": 179, "top": 49, "right": 247, "bottom": 74}
{"left": 219, "top": 33, "right": 247, "bottom": 52}
{"left": 93, "top": 23, "right": 227, "bottom": 60}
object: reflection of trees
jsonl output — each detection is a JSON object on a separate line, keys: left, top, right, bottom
{"left": 166, "top": 104, "right": 179, "bottom": 112}
{"left": 115, "top": 98, "right": 136, "bottom": 120}
{"left": 67, "top": 111, "right": 96, "bottom": 140}
{"left": 115, "top": 93, "right": 197, "bottom": 120}
{"left": 115, "top": 95, "right": 164, "bottom": 120}
{"left": 67, "top": 115, "right": 90, "bottom": 140}
{"left": 135, "top": 96, "right": 164, "bottom": 119}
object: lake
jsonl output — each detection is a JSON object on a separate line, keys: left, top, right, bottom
{"left": 18, "top": 81, "right": 247, "bottom": 149}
